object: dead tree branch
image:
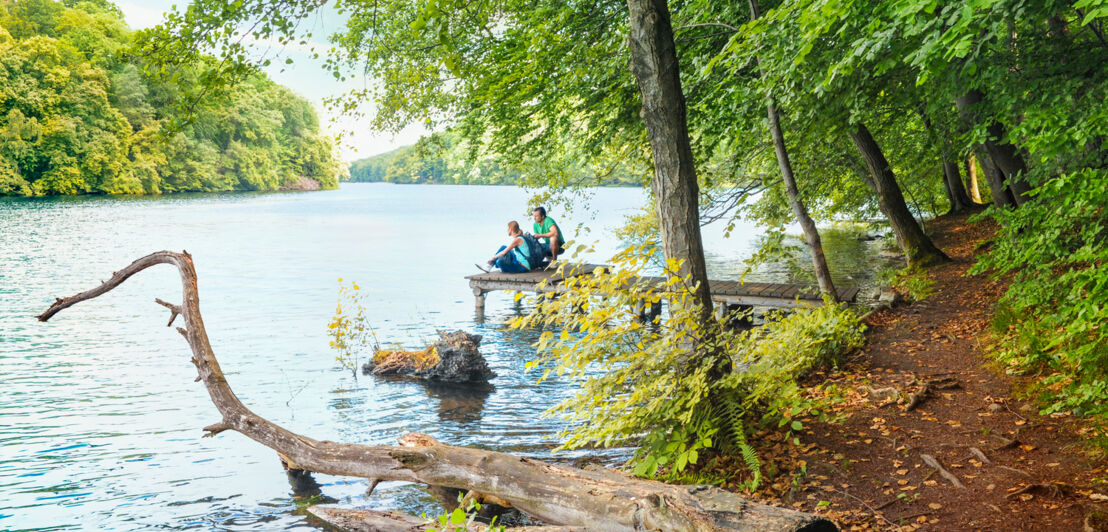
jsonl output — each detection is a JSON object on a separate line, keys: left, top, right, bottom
{"left": 38, "top": 251, "right": 835, "bottom": 532}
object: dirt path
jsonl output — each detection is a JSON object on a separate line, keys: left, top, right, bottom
{"left": 747, "top": 213, "right": 1106, "bottom": 531}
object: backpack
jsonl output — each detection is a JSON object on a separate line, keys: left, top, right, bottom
{"left": 520, "top": 233, "right": 547, "bottom": 269}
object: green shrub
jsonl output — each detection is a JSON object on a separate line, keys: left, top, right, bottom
{"left": 970, "top": 169, "right": 1108, "bottom": 421}
{"left": 880, "top": 266, "right": 935, "bottom": 302}
{"left": 512, "top": 243, "right": 866, "bottom": 485}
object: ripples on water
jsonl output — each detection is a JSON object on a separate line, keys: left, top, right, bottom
{"left": 0, "top": 184, "right": 881, "bottom": 530}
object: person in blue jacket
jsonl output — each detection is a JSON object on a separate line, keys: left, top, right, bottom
{"left": 483, "top": 221, "right": 533, "bottom": 273}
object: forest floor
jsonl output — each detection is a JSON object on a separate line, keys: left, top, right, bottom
{"left": 731, "top": 211, "right": 1107, "bottom": 531}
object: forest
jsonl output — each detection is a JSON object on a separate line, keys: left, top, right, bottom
{"left": 0, "top": 0, "right": 343, "bottom": 196}
{"left": 31, "top": 0, "right": 1108, "bottom": 529}
{"left": 347, "top": 129, "right": 644, "bottom": 186}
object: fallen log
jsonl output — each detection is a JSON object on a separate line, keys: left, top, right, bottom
{"left": 306, "top": 505, "right": 589, "bottom": 531}
{"left": 37, "top": 251, "right": 836, "bottom": 532}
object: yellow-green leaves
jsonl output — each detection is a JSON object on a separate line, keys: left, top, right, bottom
{"left": 511, "top": 244, "right": 865, "bottom": 483}
{"left": 328, "top": 279, "right": 375, "bottom": 378}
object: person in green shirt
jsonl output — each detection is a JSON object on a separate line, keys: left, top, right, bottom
{"left": 531, "top": 206, "right": 566, "bottom": 262}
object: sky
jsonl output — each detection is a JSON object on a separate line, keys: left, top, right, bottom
{"left": 114, "top": 1, "right": 431, "bottom": 162}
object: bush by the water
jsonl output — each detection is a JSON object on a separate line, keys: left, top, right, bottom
{"left": 513, "top": 245, "right": 865, "bottom": 485}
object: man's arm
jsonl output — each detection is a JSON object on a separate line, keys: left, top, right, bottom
{"left": 535, "top": 224, "right": 559, "bottom": 240}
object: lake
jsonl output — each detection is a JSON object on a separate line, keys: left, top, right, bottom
{"left": 0, "top": 183, "right": 882, "bottom": 530}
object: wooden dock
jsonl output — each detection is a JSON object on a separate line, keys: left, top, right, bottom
{"left": 466, "top": 263, "right": 860, "bottom": 312}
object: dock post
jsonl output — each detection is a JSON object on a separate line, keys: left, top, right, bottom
{"left": 473, "top": 287, "right": 486, "bottom": 312}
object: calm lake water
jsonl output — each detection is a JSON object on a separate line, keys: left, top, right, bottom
{"left": 0, "top": 183, "right": 882, "bottom": 530}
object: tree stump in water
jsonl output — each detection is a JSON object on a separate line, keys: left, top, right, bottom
{"left": 363, "top": 330, "right": 496, "bottom": 383}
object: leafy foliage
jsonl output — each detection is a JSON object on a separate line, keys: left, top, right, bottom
{"left": 513, "top": 246, "right": 865, "bottom": 483}
{"left": 882, "top": 266, "right": 936, "bottom": 302}
{"left": 0, "top": 0, "right": 342, "bottom": 196}
{"left": 423, "top": 492, "right": 505, "bottom": 532}
{"left": 328, "top": 278, "right": 375, "bottom": 377}
{"left": 347, "top": 129, "right": 645, "bottom": 186}
{"left": 971, "top": 169, "right": 1108, "bottom": 419}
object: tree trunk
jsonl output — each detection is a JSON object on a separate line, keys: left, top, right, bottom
{"left": 848, "top": 123, "right": 950, "bottom": 267}
{"left": 954, "top": 89, "right": 1032, "bottom": 205}
{"left": 917, "top": 107, "right": 973, "bottom": 213}
{"left": 966, "top": 155, "right": 982, "bottom": 204}
{"left": 37, "top": 251, "right": 836, "bottom": 532}
{"left": 976, "top": 149, "right": 1017, "bottom": 208}
{"left": 942, "top": 157, "right": 974, "bottom": 213}
{"left": 626, "top": 0, "right": 714, "bottom": 320}
{"left": 747, "top": 0, "right": 838, "bottom": 300}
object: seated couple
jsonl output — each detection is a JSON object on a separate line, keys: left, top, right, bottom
{"left": 483, "top": 207, "right": 566, "bottom": 273}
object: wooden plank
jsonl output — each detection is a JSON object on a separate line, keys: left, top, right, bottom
{"left": 765, "top": 284, "right": 789, "bottom": 298}
{"left": 795, "top": 285, "right": 822, "bottom": 300}
{"left": 838, "top": 286, "right": 860, "bottom": 302}
{"left": 468, "top": 265, "right": 862, "bottom": 309}
{"left": 750, "top": 283, "right": 778, "bottom": 297}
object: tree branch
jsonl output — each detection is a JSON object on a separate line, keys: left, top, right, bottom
{"left": 37, "top": 251, "right": 834, "bottom": 532}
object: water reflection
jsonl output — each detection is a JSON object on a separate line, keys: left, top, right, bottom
{"left": 0, "top": 185, "right": 888, "bottom": 531}
{"left": 423, "top": 382, "right": 493, "bottom": 424}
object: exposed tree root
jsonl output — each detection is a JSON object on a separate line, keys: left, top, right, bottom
{"left": 920, "top": 453, "right": 964, "bottom": 489}
{"left": 904, "top": 376, "right": 960, "bottom": 412}
{"left": 1006, "top": 482, "right": 1074, "bottom": 500}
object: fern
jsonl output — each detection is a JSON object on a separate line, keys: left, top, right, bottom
{"left": 737, "top": 442, "right": 762, "bottom": 489}
{"left": 711, "top": 390, "right": 762, "bottom": 488}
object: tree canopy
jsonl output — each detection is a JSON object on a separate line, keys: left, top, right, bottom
{"left": 139, "top": 0, "right": 1108, "bottom": 475}
{"left": 0, "top": 0, "right": 344, "bottom": 196}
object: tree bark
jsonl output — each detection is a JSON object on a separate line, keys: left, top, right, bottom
{"left": 917, "top": 107, "right": 973, "bottom": 213}
{"left": 966, "top": 155, "right": 982, "bottom": 204}
{"left": 37, "top": 251, "right": 836, "bottom": 532}
{"left": 954, "top": 88, "right": 1032, "bottom": 205}
{"left": 848, "top": 123, "right": 950, "bottom": 267}
{"left": 306, "top": 506, "right": 589, "bottom": 531}
{"left": 747, "top": 0, "right": 838, "bottom": 300}
{"left": 625, "top": 0, "right": 714, "bottom": 319}
{"left": 942, "top": 157, "right": 974, "bottom": 213}
{"left": 975, "top": 149, "right": 1017, "bottom": 208}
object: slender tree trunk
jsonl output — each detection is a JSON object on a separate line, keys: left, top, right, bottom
{"left": 954, "top": 88, "right": 1032, "bottom": 205}
{"left": 626, "top": 0, "right": 714, "bottom": 320}
{"left": 966, "top": 155, "right": 982, "bottom": 203}
{"left": 848, "top": 123, "right": 950, "bottom": 267}
{"left": 942, "top": 157, "right": 973, "bottom": 213}
{"left": 975, "top": 149, "right": 1017, "bottom": 208}
{"left": 747, "top": 0, "right": 838, "bottom": 300}
{"left": 917, "top": 107, "right": 973, "bottom": 213}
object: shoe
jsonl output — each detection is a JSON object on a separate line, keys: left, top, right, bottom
{"left": 475, "top": 263, "right": 491, "bottom": 273}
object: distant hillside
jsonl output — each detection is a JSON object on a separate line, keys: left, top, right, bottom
{"left": 0, "top": 0, "right": 343, "bottom": 196}
{"left": 347, "top": 131, "right": 643, "bottom": 186}
{"left": 347, "top": 132, "right": 517, "bottom": 185}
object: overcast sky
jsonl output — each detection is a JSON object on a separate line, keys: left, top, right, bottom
{"left": 114, "top": 1, "right": 430, "bottom": 162}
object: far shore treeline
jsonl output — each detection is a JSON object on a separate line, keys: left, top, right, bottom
{"left": 0, "top": 0, "right": 343, "bottom": 197}
{"left": 347, "top": 130, "right": 644, "bottom": 186}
